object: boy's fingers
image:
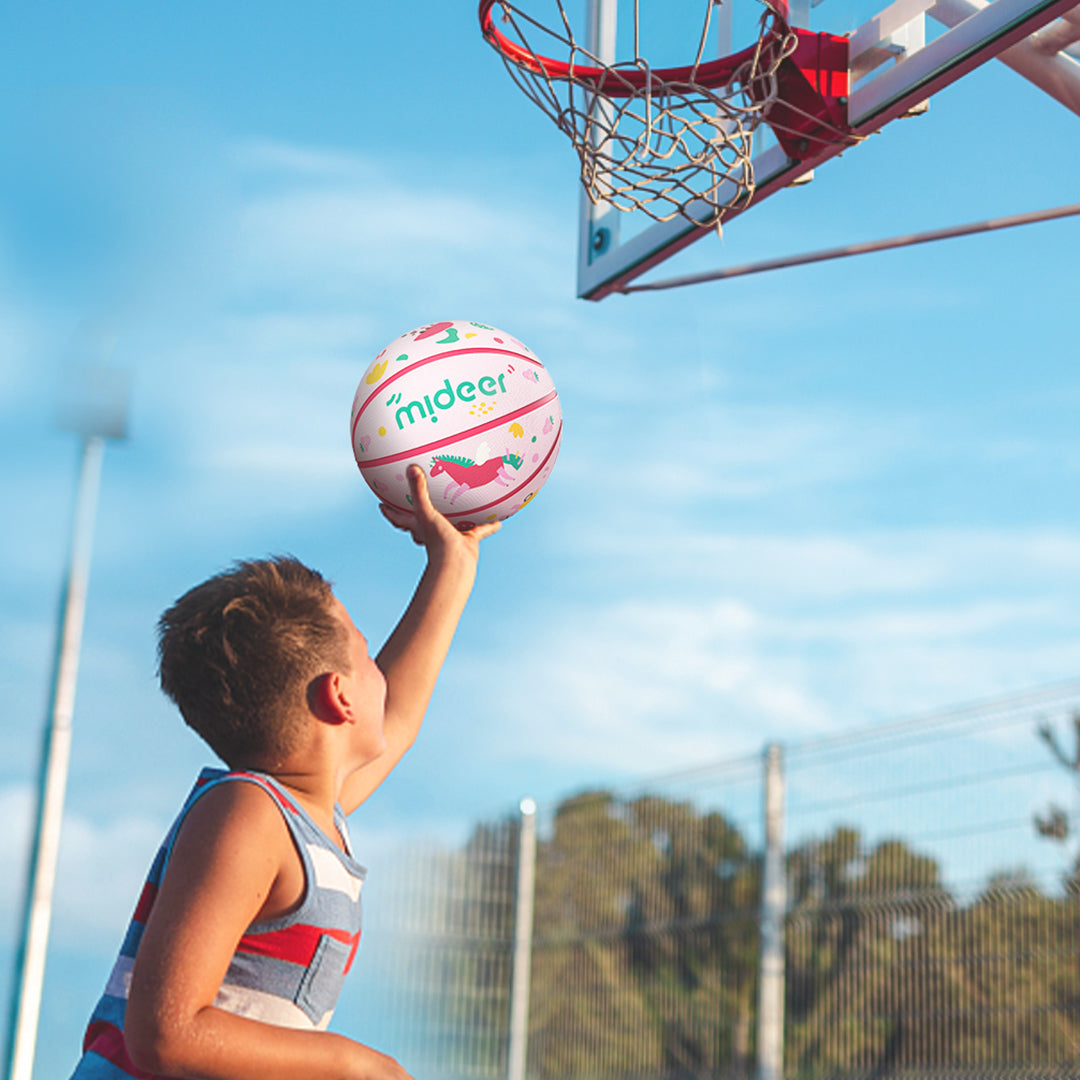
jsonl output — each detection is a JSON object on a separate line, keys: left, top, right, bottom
{"left": 378, "top": 503, "right": 423, "bottom": 543}
{"left": 406, "top": 465, "right": 438, "bottom": 519}
{"left": 396, "top": 464, "right": 501, "bottom": 542}
{"left": 462, "top": 520, "right": 502, "bottom": 540}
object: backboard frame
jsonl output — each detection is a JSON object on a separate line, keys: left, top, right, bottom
{"left": 575, "top": 0, "right": 1080, "bottom": 299}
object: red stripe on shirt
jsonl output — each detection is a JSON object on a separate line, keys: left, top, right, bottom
{"left": 237, "top": 923, "right": 359, "bottom": 967}
{"left": 343, "top": 932, "right": 362, "bottom": 975}
{"left": 229, "top": 771, "right": 300, "bottom": 815}
{"left": 83, "top": 1021, "right": 158, "bottom": 1080}
{"left": 132, "top": 881, "right": 158, "bottom": 924}
{"left": 193, "top": 770, "right": 301, "bottom": 817}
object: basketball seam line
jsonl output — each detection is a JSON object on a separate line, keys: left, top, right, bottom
{"left": 355, "top": 389, "right": 559, "bottom": 470}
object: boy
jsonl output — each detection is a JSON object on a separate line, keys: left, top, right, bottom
{"left": 71, "top": 465, "right": 500, "bottom": 1080}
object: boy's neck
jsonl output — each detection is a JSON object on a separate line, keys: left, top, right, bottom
{"left": 244, "top": 756, "right": 349, "bottom": 852}
{"left": 283, "top": 772, "right": 350, "bottom": 851}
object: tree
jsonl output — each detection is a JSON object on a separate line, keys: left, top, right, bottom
{"left": 413, "top": 781, "right": 1080, "bottom": 1080}
{"left": 1033, "top": 712, "right": 1080, "bottom": 845}
{"left": 525, "top": 791, "right": 761, "bottom": 1080}
{"left": 785, "top": 827, "right": 955, "bottom": 1077}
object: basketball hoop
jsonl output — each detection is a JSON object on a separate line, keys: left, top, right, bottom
{"left": 479, "top": 0, "right": 853, "bottom": 228}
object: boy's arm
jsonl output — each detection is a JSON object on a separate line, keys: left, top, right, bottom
{"left": 125, "top": 782, "right": 412, "bottom": 1080}
{"left": 339, "top": 466, "right": 499, "bottom": 814}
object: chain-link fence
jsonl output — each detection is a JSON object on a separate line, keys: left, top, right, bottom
{"left": 366, "top": 681, "right": 1080, "bottom": 1080}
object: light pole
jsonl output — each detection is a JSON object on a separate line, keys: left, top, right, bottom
{"left": 4, "top": 365, "right": 129, "bottom": 1080}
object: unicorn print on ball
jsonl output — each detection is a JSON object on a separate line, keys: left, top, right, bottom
{"left": 430, "top": 446, "right": 524, "bottom": 505}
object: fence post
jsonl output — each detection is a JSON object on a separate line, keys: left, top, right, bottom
{"left": 757, "top": 743, "right": 787, "bottom": 1080}
{"left": 507, "top": 797, "right": 537, "bottom": 1080}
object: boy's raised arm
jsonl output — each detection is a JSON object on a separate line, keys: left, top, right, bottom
{"left": 340, "top": 466, "right": 499, "bottom": 814}
{"left": 124, "top": 782, "right": 413, "bottom": 1080}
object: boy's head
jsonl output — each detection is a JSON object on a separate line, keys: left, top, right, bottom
{"left": 157, "top": 556, "right": 352, "bottom": 768}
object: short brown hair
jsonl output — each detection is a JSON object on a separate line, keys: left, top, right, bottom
{"left": 157, "top": 556, "right": 351, "bottom": 767}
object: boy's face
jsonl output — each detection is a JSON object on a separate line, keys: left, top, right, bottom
{"left": 331, "top": 596, "right": 388, "bottom": 763}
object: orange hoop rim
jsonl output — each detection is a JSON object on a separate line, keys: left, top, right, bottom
{"left": 478, "top": 0, "right": 791, "bottom": 96}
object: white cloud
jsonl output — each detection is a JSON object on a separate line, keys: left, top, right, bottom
{"left": 0, "top": 784, "right": 162, "bottom": 953}
{"left": 0, "top": 785, "right": 34, "bottom": 916}
{"left": 52, "top": 809, "right": 164, "bottom": 950}
{"left": 448, "top": 595, "right": 825, "bottom": 773}
{"left": 0, "top": 301, "right": 50, "bottom": 405}
{"left": 233, "top": 139, "right": 384, "bottom": 182}
{"left": 217, "top": 310, "right": 380, "bottom": 361}
{"left": 230, "top": 144, "right": 569, "bottom": 309}
{"left": 443, "top": 522, "right": 1080, "bottom": 781}
{"left": 571, "top": 526, "right": 1080, "bottom": 601}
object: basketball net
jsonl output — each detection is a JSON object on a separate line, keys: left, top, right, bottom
{"left": 480, "top": 0, "right": 853, "bottom": 229}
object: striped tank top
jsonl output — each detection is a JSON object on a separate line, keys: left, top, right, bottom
{"left": 71, "top": 767, "right": 366, "bottom": 1079}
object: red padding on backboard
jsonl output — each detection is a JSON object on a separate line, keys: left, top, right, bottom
{"left": 764, "top": 29, "right": 853, "bottom": 158}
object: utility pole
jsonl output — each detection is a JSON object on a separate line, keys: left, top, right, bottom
{"left": 757, "top": 743, "right": 787, "bottom": 1080}
{"left": 507, "top": 797, "right": 537, "bottom": 1080}
{"left": 4, "top": 364, "right": 129, "bottom": 1080}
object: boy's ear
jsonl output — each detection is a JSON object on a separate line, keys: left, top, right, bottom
{"left": 309, "top": 672, "right": 354, "bottom": 726}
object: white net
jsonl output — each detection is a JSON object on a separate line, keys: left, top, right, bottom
{"left": 481, "top": 0, "right": 799, "bottom": 226}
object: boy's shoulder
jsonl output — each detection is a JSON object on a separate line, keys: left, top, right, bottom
{"left": 174, "top": 770, "right": 296, "bottom": 849}
{"left": 163, "top": 772, "right": 304, "bottom": 923}
{"left": 182, "top": 772, "right": 291, "bottom": 835}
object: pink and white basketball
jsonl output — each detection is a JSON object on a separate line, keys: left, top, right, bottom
{"left": 350, "top": 320, "right": 562, "bottom": 526}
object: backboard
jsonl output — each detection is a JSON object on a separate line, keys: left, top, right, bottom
{"left": 480, "top": 0, "right": 1080, "bottom": 299}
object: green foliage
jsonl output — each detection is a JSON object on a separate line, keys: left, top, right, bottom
{"left": 524, "top": 792, "right": 761, "bottom": 1080}
{"left": 431, "top": 795, "right": 1080, "bottom": 1080}
{"left": 785, "top": 828, "right": 1080, "bottom": 1078}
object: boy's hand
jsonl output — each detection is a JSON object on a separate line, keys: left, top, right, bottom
{"left": 379, "top": 464, "right": 501, "bottom": 555}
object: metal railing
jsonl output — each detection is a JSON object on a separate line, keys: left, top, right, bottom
{"left": 364, "top": 680, "right": 1080, "bottom": 1080}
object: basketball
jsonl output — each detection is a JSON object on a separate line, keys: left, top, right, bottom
{"left": 350, "top": 320, "right": 562, "bottom": 526}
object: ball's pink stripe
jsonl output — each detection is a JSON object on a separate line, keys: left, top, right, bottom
{"left": 377, "top": 420, "right": 563, "bottom": 519}
{"left": 351, "top": 347, "right": 544, "bottom": 441}
{"left": 358, "top": 389, "right": 558, "bottom": 468}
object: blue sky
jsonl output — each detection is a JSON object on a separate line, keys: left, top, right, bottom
{"left": 1, "top": 0, "right": 1080, "bottom": 1074}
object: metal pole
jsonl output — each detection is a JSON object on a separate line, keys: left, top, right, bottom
{"left": 757, "top": 743, "right": 787, "bottom": 1080}
{"left": 621, "top": 200, "right": 1080, "bottom": 291}
{"left": 578, "top": 0, "right": 621, "bottom": 272}
{"left": 507, "top": 797, "right": 538, "bottom": 1080}
{"left": 5, "top": 436, "right": 106, "bottom": 1080}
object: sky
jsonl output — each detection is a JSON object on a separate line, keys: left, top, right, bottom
{"left": 1, "top": 0, "right": 1080, "bottom": 1074}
